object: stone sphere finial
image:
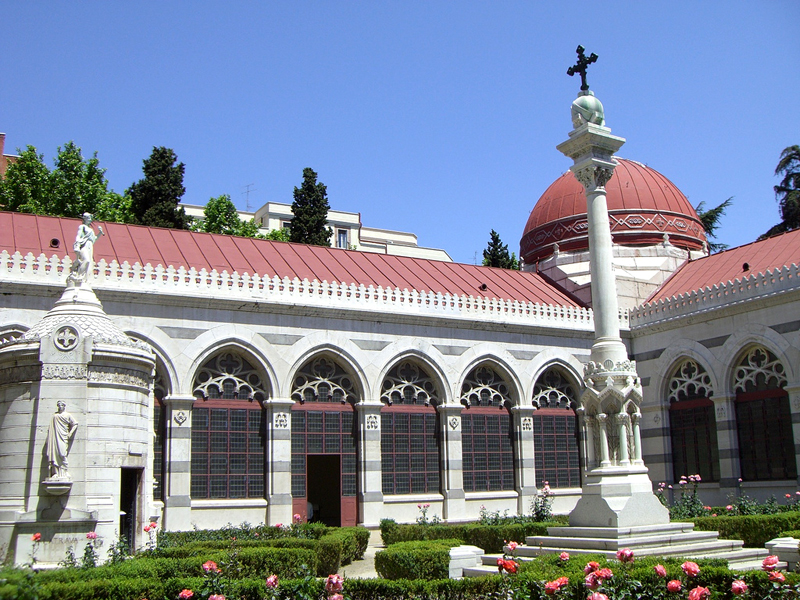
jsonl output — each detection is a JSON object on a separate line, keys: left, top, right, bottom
{"left": 571, "top": 90, "right": 605, "bottom": 128}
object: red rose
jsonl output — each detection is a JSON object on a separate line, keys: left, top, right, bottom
{"left": 595, "top": 568, "right": 613, "bottom": 581}
{"left": 688, "top": 586, "right": 710, "bottom": 600}
{"left": 31, "top": 533, "right": 42, "bottom": 542}
{"left": 667, "top": 580, "right": 682, "bottom": 593}
{"left": 769, "top": 571, "right": 786, "bottom": 583}
{"left": 178, "top": 590, "right": 193, "bottom": 600}
{"left": 654, "top": 564, "right": 667, "bottom": 578}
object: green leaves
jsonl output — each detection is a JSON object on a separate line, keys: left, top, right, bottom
{"left": 482, "top": 229, "right": 520, "bottom": 270}
{"left": 127, "top": 147, "right": 190, "bottom": 229}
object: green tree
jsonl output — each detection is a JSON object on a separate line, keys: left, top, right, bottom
{"left": 264, "top": 228, "right": 291, "bottom": 242}
{"left": 127, "top": 147, "right": 189, "bottom": 229}
{"left": 193, "top": 194, "right": 266, "bottom": 238}
{"left": 290, "top": 168, "right": 331, "bottom": 246}
{"left": 482, "top": 229, "right": 519, "bottom": 269}
{"left": 761, "top": 145, "right": 800, "bottom": 239}
{"left": 0, "top": 142, "right": 128, "bottom": 221}
{"left": 0, "top": 146, "right": 51, "bottom": 214}
{"left": 694, "top": 197, "right": 732, "bottom": 253}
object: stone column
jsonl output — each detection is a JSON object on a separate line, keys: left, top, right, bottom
{"left": 557, "top": 91, "right": 669, "bottom": 528}
{"left": 355, "top": 400, "right": 384, "bottom": 527}
{"left": 512, "top": 405, "right": 537, "bottom": 515}
{"left": 263, "top": 398, "right": 293, "bottom": 526}
{"left": 162, "top": 395, "right": 196, "bottom": 531}
{"left": 438, "top": 404, "right": 466, "bottom": 521}
{"left": 711, "top": 394, "right": 741, "bottom": 492}
{"left": 631, "top": 412, "right": 643, "bottom": 465}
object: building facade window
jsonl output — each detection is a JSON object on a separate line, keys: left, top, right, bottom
{"left": 460, "top": 366, "right": 515, "bottom": 492}
{"left": 291, "top": 356, "right": 359, "bottom": 526}
{"left": 153, "top": 369, "right": 167, "bottom": 502}
{"left": 380, "top": 361, "right": 440, "bottom": 495}
{"left": 531, "top": 368, "right": 581, "bottom": 488}
{"left": 337, "top": 229, "right": 348, "bottom": 249}
{"left": 667, "top": 359, "right": 719, "bottom": 482}
{"left": 734, "top": 346, "right": 795, "bottom": 481}
{"left": 191, "top": 352, "right": 268, "bottom": 499}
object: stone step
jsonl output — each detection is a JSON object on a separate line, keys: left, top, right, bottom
{"left": 545, "top": 523, "right": 696, "bottom": 539}
{"left": 523, "top": 530, "right": 722, "bottom": 552}
{"left": 517, "top": 539, "right": 747, "bottom": 560}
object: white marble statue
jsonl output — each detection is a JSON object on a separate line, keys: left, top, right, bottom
{"left": 68, "top": 213, "right": 104, "bottom": 286}
{"left": 45, "top": 401, "right": 78, "bottom": 480}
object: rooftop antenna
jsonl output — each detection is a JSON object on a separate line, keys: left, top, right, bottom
{"left": 242, "top": 183, "right": 256, "bottom": 212}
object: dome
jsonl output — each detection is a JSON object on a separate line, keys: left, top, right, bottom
{"left": 521, "top": 159, "right": 707, "bottom": 264}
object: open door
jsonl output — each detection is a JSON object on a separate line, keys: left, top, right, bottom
{"left": 120, "top": 468, "right": 141, "bottom": 553}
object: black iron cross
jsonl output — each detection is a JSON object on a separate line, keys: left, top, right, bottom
{"left": 567, "top": 45, "right": 598, "bottom": 91}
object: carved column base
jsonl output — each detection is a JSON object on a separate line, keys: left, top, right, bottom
{"left": 569, "top": 467, "right": 669, "bottom": 528}
{"left": 42, "top": 480, "right": 73, "bottom": 496}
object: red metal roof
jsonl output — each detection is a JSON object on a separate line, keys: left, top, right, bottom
{"left": 0, "top": 212, "right": 581, "bottom": 307}
{"left": 647, "top": 228, "right": 800, "bottom": 303}
{"left": 521, "top": 159, "right": 707, "bottom": 263}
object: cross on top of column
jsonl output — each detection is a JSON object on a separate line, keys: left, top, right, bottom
{"left": 567, "top": 45, "right": 598, "bottom": 92}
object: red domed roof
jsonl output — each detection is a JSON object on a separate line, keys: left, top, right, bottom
{"left": 521, "top": 159, "right": 707, "bottom": 263}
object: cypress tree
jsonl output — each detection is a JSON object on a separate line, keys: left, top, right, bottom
{"left": 290, "top": 168, "right": 332, "bottom": 246}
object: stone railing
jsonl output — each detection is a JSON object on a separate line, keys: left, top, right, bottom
{"left": 630, "top": 263, "right": 800, "bottom": 329}
{"left": 0, "top": 251, "right": 615, "bottom": 331}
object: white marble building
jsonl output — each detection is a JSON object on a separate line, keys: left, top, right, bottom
{"left": 1, "top": 132, "right": 799, "bottom": 565}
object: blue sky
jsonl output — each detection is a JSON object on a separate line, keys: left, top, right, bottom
{"left": 3, "top": 2, "right": 797, "bottom": 264}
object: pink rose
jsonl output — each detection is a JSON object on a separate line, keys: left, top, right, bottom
{"left": 275, "top": 523, "right": 283, "bottom": 529}
{"left": 681, "top": 561, "right": 700, "bottom": 577}
{"left": 654, "top": 564, "right": 667, "bottom": 578}
{"left": 329, "top": 595, "right": 344, "bottom": 600}
{"left": 616, "top": 548, "right": 634, "bottom": 563}
{"left": 584, "top": 573, "right": 599, "bottom": 590}
{"left": 325, "top": 574, "right": 343, "bottom": 594}
{"left": 293, "top": 513, "right": 302, "bottom": 523}
{"left": 762, "top": 555, "right": 779, "bottom": 571}
{"left": 688, "top": 586, "right": 710, "bottom": 600}
{"left": 584, "top": 561, "right": 600, "bottom": 575}
{"left": 208, "top": 596, "right": 225, "bottom": 600}
{"left": 769, "top": 570, "right": 786, "bottom": 583}
{"left": 86, "top": 532, "right": 97, "bottom": 540}
{"left": 178, "top": 590, "right": 194, "bottom": 600}
{"left": 726, "top": 505, "right": 734, "bottom": 511}
{"left": 588, "top": 594, "right": 608, "bottom": 600}
{"left": 560, "top": 552, "right": 570, "bottom": 561}
{"left": 731, "top": 580, "right": 748, "bottom": 595}
{"left": 265, "top": 574, "right": 278, "bottom": 589}
{"left": 507, "top": 541, "right": 519, "bottom": 552}
{"left": 667, "top": 580, "right": 682, "bottom": 593}
{"left": 202, "top": 560, "right": 220, "bottom": 573}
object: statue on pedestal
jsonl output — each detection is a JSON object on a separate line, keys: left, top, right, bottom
{"left": 68, "top": 213, "right": 104, "bottom": 287}
{"left": 45, "top": 401, "right": 78, "bottom": 481}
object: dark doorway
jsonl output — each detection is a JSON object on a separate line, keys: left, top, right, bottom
{"left": 120, "top": 468, "right": 141, "bottom": 553}
{"left": 307, "top": 455, "right": 341, "bottom": 526}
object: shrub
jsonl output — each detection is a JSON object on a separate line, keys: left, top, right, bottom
{"left": 690, "top": 511, "right": 800, "bottom": 547}
{"left": 374, "top": 539, "right": 462, "bottom": 580}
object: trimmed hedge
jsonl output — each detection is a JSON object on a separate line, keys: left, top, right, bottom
{"left": 152, "top": 525, "right": 369, "bottom": 576}
{"left": 374, "top": 539, "right": 463, "bottom": 580}
{"left": 380, "top": 520, "right": 561, "bottom": 552}
{"left": 689, "top": 511, "right": 800, "bottom": 547}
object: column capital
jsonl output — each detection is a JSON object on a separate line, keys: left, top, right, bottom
{"left": 163, "top": 395, "right": 197, "bottom": 410}
{"left": 355, "top": 400, "right": 384, "bottom": 413}
{"left": 436, "top": 403, "right": 464, "bottom": 416}
{"left": 260, "top": 397, "right": 294, "bottom": 411}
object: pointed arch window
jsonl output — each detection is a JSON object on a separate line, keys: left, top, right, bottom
{"left": 734, "top": 347, "right": 795, "bottom": 481}
{"left": 532, "top": 368, "right": 581, "bottom": 488}
{"left": 667, "top": 359, "right": 719, "bottom": 482}
{"left": 291, "top": 356, "right": 359, "bottom": 527}
{"left": 380, "top": 361, "right": 440, "bottom": 495}
{"left": 460, "top": 366, "right": 515, "bottom": 492}
{"left": 191, "top": 352, "right": 268, "bottom": 499}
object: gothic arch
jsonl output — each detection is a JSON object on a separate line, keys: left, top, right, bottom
{"left": 719, "top": 325, "right": 798, "bottom": 396}
{"left": 377, "top": 351, "right": 450, "bottom": 407}
{"left": 457, "top": 357, "right": 523, "bottom": 409}
{"left": 184, "top": 339, "right": 276, "bottom": 400}
{"left": 285, "top": 345, "right": 368, "bottom": 404}
{"left": 653, "top": 341, "right": 721, "bottom": 407}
